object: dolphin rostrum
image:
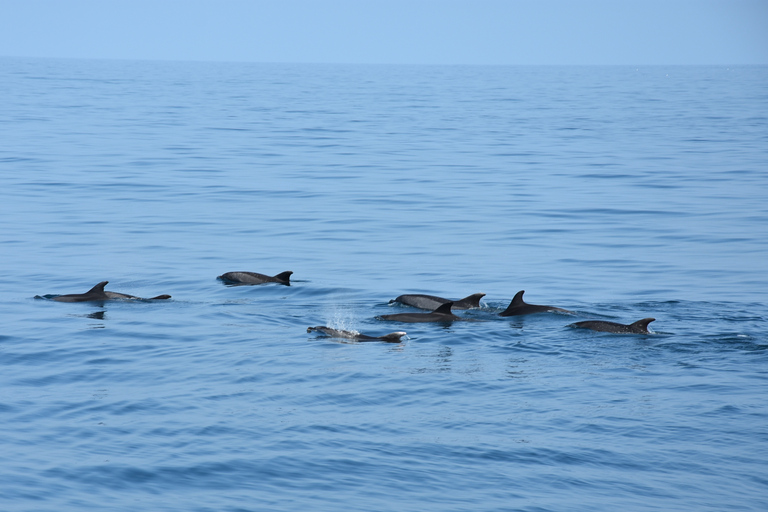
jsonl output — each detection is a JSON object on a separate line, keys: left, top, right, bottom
{"left": 390, "top": 292, "right": 485, "bottom": 310}
{"left": 217, "top": 271, "right": 293, "bottom": 286}
{"left": 307, "top": 326, "right": 406, "bottom": 343}
{"left": 499, "top": 290, "right": 572, "bottom": 316}
{"left": 570, "top": 318, "right": 655, "bottom": 334}
{"left": 378, "top": 302, "right": 461, "bottom": 323}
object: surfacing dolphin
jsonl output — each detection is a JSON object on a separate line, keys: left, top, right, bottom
{"left": 499, "top": 290, "right": 572, "bottom": 316}
{"left": 50, "top": 281, "right": 110, "bottom": 302}
{"left": 570, "top": 318, "right": 655, "bottom": 334}
{"left": 307, "top": 326, "right": 407, "bottom": 343}
{"left": 378, "top": 302, "right": 461, "bottom": 323}
{"left": 217, "top": 271, "right": 293, "bottom": 286}
{"left": 46, "top": 281, "right": 171, "bottom": 302}
{"left": 104, "top": 291, "right": 171, "bottom": 300}
{"left": 390, "top": 292, "right": 485, "bottom": 310}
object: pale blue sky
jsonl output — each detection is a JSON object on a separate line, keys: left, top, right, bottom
{"left": 1, "top": 0, "right": 766, "bottom": 65}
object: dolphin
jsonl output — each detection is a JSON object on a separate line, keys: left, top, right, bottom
{"left": 51, "top": 281, "right": 110, "bottom": 302}
{"left": 378, "top": 302, "right": 461, "bottom": 323}
{"left": 307, "top": 326, "right": 407, "bottom": 343}
{"left": 570, "top": 318, "right": 655, "bottom": 334}
{"left": 499, "top": 290, "right": 572, "bottom": 316}
{"left": 390, "top": 292, "right": 485, "bottom": 310}
{"left": 104, "top": 291, "right": 172, "bottom": 300}
{"left": 47, "top": 281, "right": 171, "bottom": 302}
{"left": 217, "top": 271, "right": 293, "bottom": 286}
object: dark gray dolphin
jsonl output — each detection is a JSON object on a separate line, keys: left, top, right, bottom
{"left": 570, "top": 318, "right": 655, "bottom": 334}
{"left": 390, "top": 292, "right": 485, "bottom": 310}
{"left": 378, "top": 302, "right": 461, "bottom": 323}
{"left": 499, "top": 290, "right": 572, "bottom": 316}
{"left": 47, "top": 281, "right": 171, "bottom": 302}
{"left": 104, "top": 291, "right": 172, "bottom": 300}
{"left": 307, "top": 326, "right": 407, "bottom": 343}
{"left": 217, "top": 271, "right": 293, "bottom": 286}
{"left": 51, "top": 281, "right": 110, "bottom": 302}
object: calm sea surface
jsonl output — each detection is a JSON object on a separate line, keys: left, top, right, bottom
{"left": 1, "top": 58, "right": 767, "bottom": 511}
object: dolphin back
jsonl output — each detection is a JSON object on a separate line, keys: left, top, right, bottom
{"left": 52, "top": 281, "right": 109, "bottom": 302}
{"left": 219, "top": 271, "right": 292, "bottom": 285}
{"left": 308, "top": 326, "right": 405, "bottom": 343}
{"left": 392, "top": 293, "right": 484, "bottom": 310}
{"left": 376, "top": 332, "right": 407, "bottom": 343}
{"left": 571, "top": 318, "right": 656, "bottom": 334}
{"left": 500, "top": 290, "right": 571, "bottom": 316}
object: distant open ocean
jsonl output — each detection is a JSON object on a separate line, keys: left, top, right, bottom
{"left": 1, "top": 57, "right": 767, "bottom": 511}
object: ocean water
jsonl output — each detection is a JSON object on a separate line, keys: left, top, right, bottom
{"left": 1, "top": 58, "right": 767, "bottom": 511}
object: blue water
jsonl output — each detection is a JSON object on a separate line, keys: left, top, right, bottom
{"left": 1, "top": 58, "right": 767, "bottom": 511}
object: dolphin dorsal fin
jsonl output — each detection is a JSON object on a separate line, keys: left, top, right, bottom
{"left": 512, "top": 290, "right": 526, "bottom": 307}
{"left": 631, "top": 318, "right": 656, "bottom": 332}
{"left": 88, "top": 281, "right": 108, "bottom": 293}
{"left": 460, "top": 293, "right": 486, "bottom": 307}
{"left": 434, "top": 302, "right": 454, "bottom": 315}
{"left": 274, "top": 271, "right": 293, "bottom": 283}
